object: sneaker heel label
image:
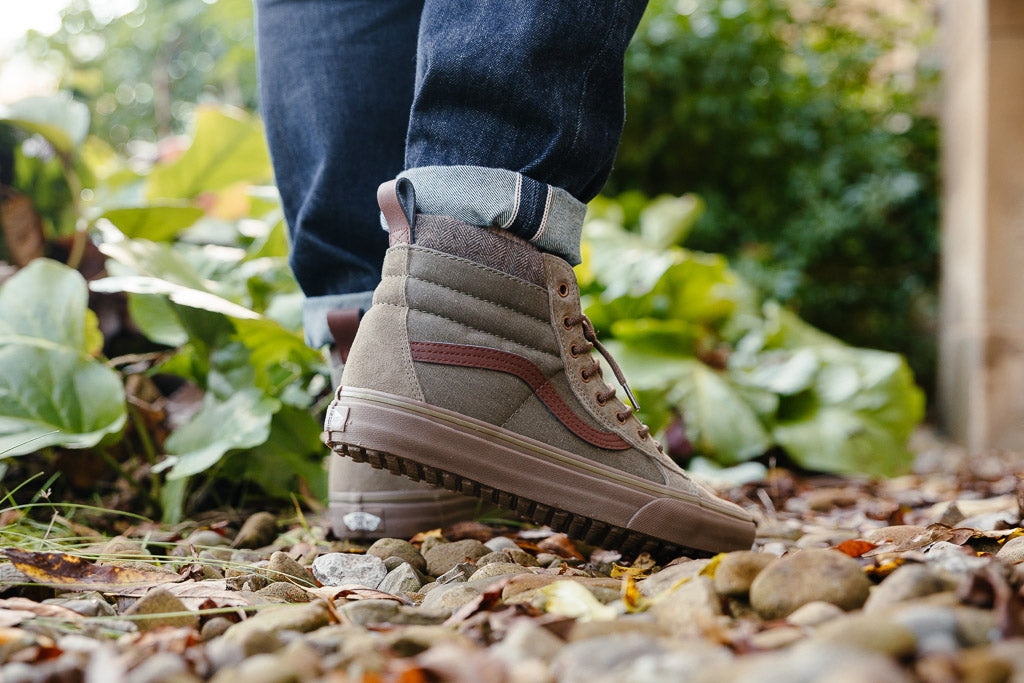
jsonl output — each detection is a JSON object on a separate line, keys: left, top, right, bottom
{"left": 343, "top": 511, "right": 382, "bottom": 532}
{"left": 325, "top": 405, "right": 350, "bottom": 432}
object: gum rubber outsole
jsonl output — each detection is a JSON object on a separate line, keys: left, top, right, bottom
{"left": 325, "top": 387, "right": 756, "bottom": 562}
{"left": 333, "top": 441, "right": 696, "bottom": 560}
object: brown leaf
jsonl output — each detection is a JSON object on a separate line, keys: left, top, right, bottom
{"left": 537, "top": 533, "right": 585, "bottom": 561}
{"left": 309, "top": 585, "right": 413, "bottom": 605}
{"left": 443, "top": 521, "right": 494, "bottom": 542}
{"left": 0, "top": 190, "right": 44, "bottom": 267}
{"left": 0, "top": 598, "right": 83, "bottom": 622}
{"left": 1, "top": 549, "right": 181, "bottom": 590}
{"left": 443, "top": 576, "right": 514, "bottom": 626}
{"left": 832, "top": 540, "right": 878, "bottom": 558}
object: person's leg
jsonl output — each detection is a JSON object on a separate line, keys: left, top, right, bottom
{"left": 255, "top": 0, "right": 477, "bottom": 539}
{"left": 328, "top": 0, "right": 756, "bottom": 556}
{"left": 400, "top": 0, "right": 648, "bottom": 263}
{"left": 255, "top": 0, "right": 419, "bottom": 348}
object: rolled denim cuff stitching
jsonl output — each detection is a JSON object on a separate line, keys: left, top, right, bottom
{"left": 302, "top": 291, "right": 375, "bottom": 348}
{"left": 390, "top": 165, "right": 586, "bottom": 265}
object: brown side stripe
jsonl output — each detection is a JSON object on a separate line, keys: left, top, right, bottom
{"left": 409, "top": 341, "right": 631, "bottom": 451}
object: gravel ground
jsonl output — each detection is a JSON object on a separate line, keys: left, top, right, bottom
{"left": 3, "top": 438, "right": 1024, "bottom": 682}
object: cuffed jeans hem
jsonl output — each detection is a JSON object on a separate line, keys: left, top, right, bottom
{"left": 388, "top": 165, "right": 587, "bottom": 265}
{"left": 302, "top": 291, "right": 375, "bottom": 348}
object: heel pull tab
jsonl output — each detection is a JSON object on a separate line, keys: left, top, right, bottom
{"left": 378, "top": 178, "right": 417, "bottom": 245}
{"left": 327, "top": 307, "right": 362, "bottom": 363}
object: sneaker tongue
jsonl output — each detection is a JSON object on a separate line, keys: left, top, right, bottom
{"left": 412, "top": 214, "right": 546, "bottom": 287}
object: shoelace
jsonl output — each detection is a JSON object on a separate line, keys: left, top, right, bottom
{"left": 564, "top": 313, "right": 660, "bottom": 449}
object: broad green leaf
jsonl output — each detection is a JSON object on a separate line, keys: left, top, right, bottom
{"left": 101, "top": 205, "right": 204, "bottom": 241}
{"left": 232, "top": 318, "right": 320, "bottom": 394}
{"left": 226, "top": 406, "right": 326, "bottom": 500}
{"left": 91, "top": 276, "right": 260, "bottom": 319}
{"left": 0, "top": 259, "right": 94, "bottom": 352}
{"left": 605, "top": 343, "right": 771, "bottom": 463}
{"left": 127, "top": 294, "right": 188, "bottom": 347}
{"left": 146, "top": 106, "right": 272, "bottom": 200}
{"left": 0, "top": 260, "right": 126, "bottom": 455}
{"left": 161, "top": 389, "right": 278, "bottom": 480}
{"left": 0, "top": 96, "right": 90, "bottom": 153}
{"left": 730, "top": 348, "right": 820, "bottom": 395}
{"left": 639, "top": 193, "right": 703, "bottom": 248}
{"left": 0, "top": 347, "right": 126, "bottom": 455}
{"left": 667, "top": 361, "right": 773, "bottom": 464}
{"left": 773, "top": 406, "right": 913, "bottom": 477}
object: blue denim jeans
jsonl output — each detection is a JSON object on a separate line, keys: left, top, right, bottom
{"left": 255, "top": 0, "right": 648, "bottom": 347}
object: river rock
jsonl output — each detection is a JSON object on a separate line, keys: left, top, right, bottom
{"left": 864, "top": 564, "right": 955, "bottom": 612}
{"left": 123, "top": 587, "right": 197, "bottom": 632}
{"left": 312, "top": 552, "right": 386, "bottom": 588}
{"left": 424, "top": 539, "right": 489, "bottom": 576}
{"left": 420, "top": 583, "right": 481, "bottom": 611}
{"left": 749, "top": 549, "right": 870, "bottom": 619}
{"left": 997, "top": 536, "right": 1024, "bottom": 564}
{"left": 468, "top": 562, "right": 533, "bottom": 583}
{"left": 378, "top": 562, "right": 426, "bottom": 595}
{"left": 651, "top": 576, "right": 722, "bottom": 635}
{"left": 265, "top": 551, "right": 315, "bottom": 586}
{"left": 367, "top": 538, "right": 427, "bottom": 573}
{"left": 713, "top": 551, "right": 774, "bottom": 597}
{"left": 233, "top": 512, "right": 278, "bottom": 549}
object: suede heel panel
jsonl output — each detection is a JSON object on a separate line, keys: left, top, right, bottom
{"left": 341, "top": 303, "right": 425, "bottom": 402}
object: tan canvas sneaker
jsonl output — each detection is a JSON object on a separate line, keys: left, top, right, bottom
{"left": 324, "top": 181, "right": 755, "bottom": 557}
{"left": 324, "top": 308, "right": 478, "bottom": 540}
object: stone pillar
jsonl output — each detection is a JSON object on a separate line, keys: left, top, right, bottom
{"left": 939, "top": 0, "right": 1024, "bottom": 450}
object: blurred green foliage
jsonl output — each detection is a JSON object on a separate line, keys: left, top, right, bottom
{"left": 21, "top": 0, "right": 257, "bottom": 147}
{"left": 612, "top": 0, "right": 939, "bottom": 394}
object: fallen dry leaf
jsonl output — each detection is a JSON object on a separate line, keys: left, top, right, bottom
{"left": 833, "top": 539, "right": 878, "bottom": 558}
{"left": 536, "top": 533, "right": 585, "bottom": 561}
{"left": 0, "top": 598, "right": 83, "bottom": 621}
{"left": 1, "top": 549, "right": 181, "bottom": 590}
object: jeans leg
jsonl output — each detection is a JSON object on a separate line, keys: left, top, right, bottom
{"left": 401, "top": 0, "right": 648, "bottom": 263}
{"left": 255, "top": 0, "right": 424, "bottom": 347}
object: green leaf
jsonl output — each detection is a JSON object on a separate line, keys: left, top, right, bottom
{"left": 146, "top": 106, "right": 272, "bottom": 200}
{"left": 127, "top": 294, "right": 188, "bottom": 347}
{"left": 100, "top": 205, "right": 204, "bottom": 241}
{"left": 605, "top": 343, "right": 771, "bottom": 463}
{"left": 227, "top": 406, "right": 326, "bottom": 500}
{"left": 638, "top": 194, "right": 703, "bottom": 248}
{"left": 0, "top": 260, "right": 126, "bottom": 455}
{"left": 773, "top": 406, "right": 913, "bottom": 477}
{"left": 667, "top": 361, "right": 773, "bottom": 464}
{"left": 0, "top": 96, "right": 90, "bottom": 153}
{"left": 161, "top": 389, "right": 278, "bottom": 480}
{"left": 232, "top": 318, "right": 321, "bottom": 394}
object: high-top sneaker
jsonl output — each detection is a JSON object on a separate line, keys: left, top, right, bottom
{"left": 325, "top": 180, "right": 755, "bottom": 557}
{"left": 323, "top": 308, "right": 478, "bottom": 540}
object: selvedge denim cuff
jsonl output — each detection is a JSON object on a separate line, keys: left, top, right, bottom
{"left": 303, "top": 290, "right": 374, "bottom": 348}
{"left": 386, "top": 165, "right": 587, "bottom": 266}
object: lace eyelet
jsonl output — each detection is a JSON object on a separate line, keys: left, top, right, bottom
{"left": 569, "top": 344, "right": 580, "bottom": 358}
{"left": 615, "top": 412, "right": 628, "bottom": 424}
{"left": 557, "top": 283, "right": 570, "bottom": 297}
{"left": 580, "top": 369, "right": 591, "bottom": 383}
{"left": 638, "top": 431, "right": 647, "bottom": 440}
{"left": 562, "top": 316, "right": 572, "bottom": 329}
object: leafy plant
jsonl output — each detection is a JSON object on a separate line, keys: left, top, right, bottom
{"left": 0, "top": 259, "right": 126, "bottom": 455}
{"left": 580, "top": 194, "right": 925, "bottom": 476}
{"left": 0, "top": 97, "right": 326, "bottom": 521}
{"left": 614, "top": 0, "right": 940, "bottom": 393}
